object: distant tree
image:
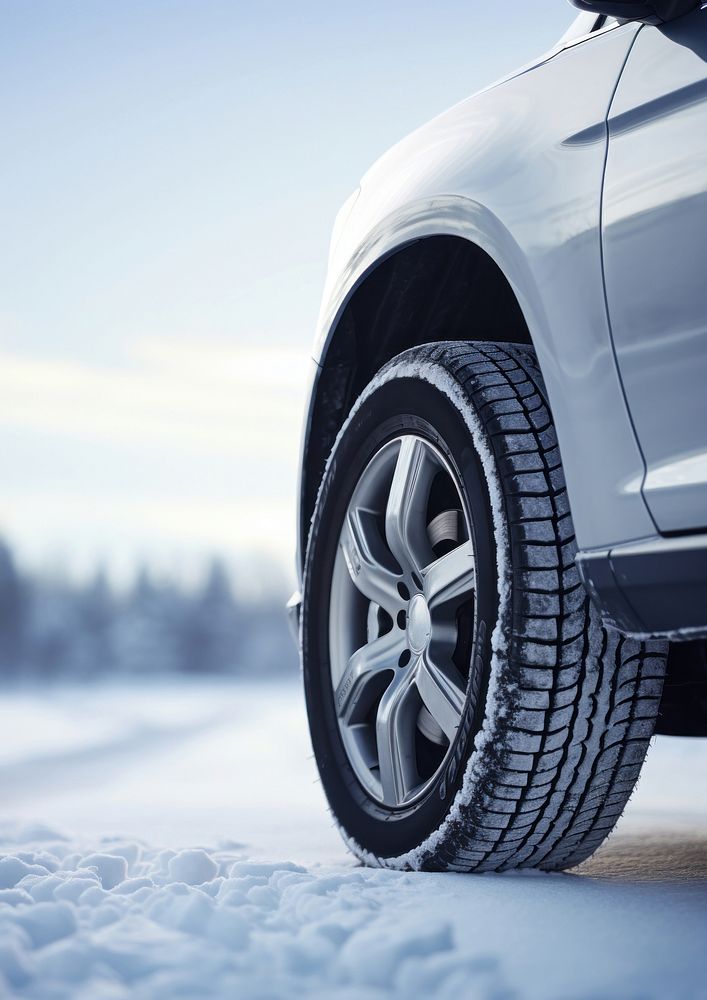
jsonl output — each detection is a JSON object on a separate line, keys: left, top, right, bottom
{"left": 23, "top": 576, "right": 79, "bottom": 681}
{"left": 177, "top": 560, "right": 240, "bottom": 673}
{"left": 239, "top": 596, "right": 297, "bottom": 678}
{"left": 0, "top": 539, "right": 26, "bottom": 680}
{"left": 71, "top": 569, "right": 117, "bottom": 678}
{"left": 112, "top": 568, "right": 183, "bottom": 675}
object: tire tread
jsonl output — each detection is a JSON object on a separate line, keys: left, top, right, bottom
{"left": 421, "top": 342, "right": 666, "bottom": 872}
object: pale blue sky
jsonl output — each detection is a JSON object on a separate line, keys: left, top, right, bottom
{"left": 0, "top": 1, "right": 576, "bottom": 586}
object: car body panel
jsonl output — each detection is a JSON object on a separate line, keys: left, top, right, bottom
{"left": 309, "top": 20, "right": 655, "bottom": 558}
{"left": 603, "top": 8, "right": 707, "bottom": 532}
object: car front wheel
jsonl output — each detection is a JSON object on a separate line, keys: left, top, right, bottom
{"left": 302, "top": 341, "right": 667, "bottom": 872}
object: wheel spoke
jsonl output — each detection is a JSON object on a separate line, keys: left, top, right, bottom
{"left": 424, "top": 540, "right": 475, "bottom": 610}
{"left": 415, "top": 652, "right": 466, "bottom": 743}
{"left": 385, "top": 437, "right": 436, "bottom": 576}
{"left": 376, "top": 673, "right": 420, "bottom": 806}
{"left": 340, "top": 507, "right": 401, "bottom": 613}
{"left": 334, "top": 630, "right": 404, "bottom": 723}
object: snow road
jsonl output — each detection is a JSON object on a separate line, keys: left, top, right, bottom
{"left": 1, "top": 680, "right": 706, "bottom": 999}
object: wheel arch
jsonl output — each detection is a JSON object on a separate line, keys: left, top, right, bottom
{"left": 299, "top": 234, "right": 533, "bottom": 570}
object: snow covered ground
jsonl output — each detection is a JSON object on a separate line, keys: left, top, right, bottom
{"left": 1, "top": 679, "right": 706, "bottom": 999}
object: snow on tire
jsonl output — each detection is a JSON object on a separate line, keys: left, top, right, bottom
{"left": 302, "top": 341, "right": 667, "bottom": 872}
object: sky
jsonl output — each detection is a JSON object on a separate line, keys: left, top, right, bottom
{"left": 0, "top": 1, "right": 577, "bottom": 589}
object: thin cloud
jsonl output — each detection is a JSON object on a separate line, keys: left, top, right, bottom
{"left": 0, "top": 341, "right": 311, "bottom": 457}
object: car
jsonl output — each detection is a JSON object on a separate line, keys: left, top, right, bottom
{"left": 291, "top": 0, "right": 707, "bottom": 873}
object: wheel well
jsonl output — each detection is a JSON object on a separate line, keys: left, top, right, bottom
{"left": 300, "top": 235, "right": 531, "bottom": 560}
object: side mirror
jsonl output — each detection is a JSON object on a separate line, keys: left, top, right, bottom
{"left": 570, "top": 0, "right": 700, "bottom": 23}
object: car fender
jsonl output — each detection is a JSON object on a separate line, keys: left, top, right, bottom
{"left": 305, "top": 20, "right": 655, "bottom": 567}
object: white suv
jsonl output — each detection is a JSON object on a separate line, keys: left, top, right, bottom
{"left": 293, "top": 0, "right": 707, "bottom": 872}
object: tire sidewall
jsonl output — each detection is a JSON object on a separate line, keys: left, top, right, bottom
{"left": 302, "top": 374, "right": 499, "bottom": 860}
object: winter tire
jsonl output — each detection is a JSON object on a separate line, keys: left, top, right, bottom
{"left": 302, "top": 342, "right": 667, "bottom": 872}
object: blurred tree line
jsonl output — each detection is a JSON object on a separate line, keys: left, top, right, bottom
{"left": 0, "top": 539, "right": 297, "bottom": 683}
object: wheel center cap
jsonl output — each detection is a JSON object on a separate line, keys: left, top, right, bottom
{"left": 407, "top": 593, "right": 431, "bottom": 654}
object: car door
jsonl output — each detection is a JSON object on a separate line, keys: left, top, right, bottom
{"left": 602, "top": 7, "right": 707, "bottom": 534}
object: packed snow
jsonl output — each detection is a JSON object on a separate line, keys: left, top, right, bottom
{"left": 1, "top": 679, "right": 706, "bottom": 999}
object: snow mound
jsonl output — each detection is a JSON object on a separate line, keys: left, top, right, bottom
{"left": 0, "top": 824, "right": 508, "bottom": 1000}
{"left": 1, "top": 819, "right": 707, "bottom": 999}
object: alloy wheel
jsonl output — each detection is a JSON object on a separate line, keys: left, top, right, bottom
{"left": 328, "top": 435, "right": 477, "bottom": 807}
